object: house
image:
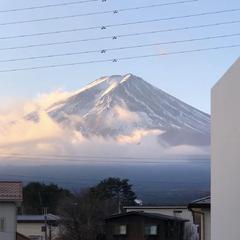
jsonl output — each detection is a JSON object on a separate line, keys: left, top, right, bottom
{"left": 0, "top": 181, "right": 22, "bottom": 240}
{"left": 105, "top": 211, "right": 188, "bottom": 240}
{"left": 17, "top": 214, "right": 60, "bottom": 240}
{"left": 211, "top": 57, "right": 240, "bottom": 240}
{"left": 123, "top": 205, "right": 194, "bottom": 223}
{"left": 188, "top": 196, "right": 210, "bottom": 240}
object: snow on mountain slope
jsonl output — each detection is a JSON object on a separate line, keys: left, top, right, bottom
{"left": 31, "top": 73, "right": 210, "bottom": 147}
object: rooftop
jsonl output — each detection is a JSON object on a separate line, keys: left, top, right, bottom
{"left": 188, "top": 196, "right": 211, "bottom": 208}
{"left": 106, "top": 211, "right": 189, "bottom": 223}
{"left": 0, "top": 181, "right": 22, "bottom": 202}
{"left": 17, "top": 214, "right": 60, "bottom": 223}
{"left": 123, "top": 205, "right": 188, "bottom": 210}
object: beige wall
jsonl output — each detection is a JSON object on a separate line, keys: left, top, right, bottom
{"left": 212, "top": 58, "right": 240, "bottom": 240}
{"left": 17, "top": 222, "right": 59, "bottom": 240}
{"left": 0, "top": 203, "right": 17, "bottom": 240}
{"left": 204, "top": 209, "right": 211, "bottom": 240}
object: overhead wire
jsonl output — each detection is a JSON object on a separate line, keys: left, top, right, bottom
{"left": 0, "top": 172, "right": 209, "bottom": 186}
{"left": 0, "top": 152, "right": 210, "bottom": 161}
{"left": 0, "top": 32, "right": 239, "bottom": 63}
{"left": 0, "top": 43, "right": 239, "bottom": 73}
{"left": 0, "top": 0, "right": 99, "bottom": 13}
{"left": 0, "top": 9, "right": 239, "bottom": 40}
{"left": 0, "top": 0, "right": 198, "bottom": 26}
{"left": 0, "top": 20, "right": 239, "bottom": 51}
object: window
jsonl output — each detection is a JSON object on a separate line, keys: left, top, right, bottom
{"left": 145, "top": 225, "right": 158, "bottom": 236}
{"left": 0, "top": 218, "right": 5, "bottom": 232}
{"left": 173, "top": 210, "right": 183, "bottom": 217}
{"left": 114, "top": 224, "right": 127, "bottom": 235}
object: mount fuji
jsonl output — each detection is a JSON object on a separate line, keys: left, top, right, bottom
{"left": 27, "top": 73, "right": 210, "bottom": 148}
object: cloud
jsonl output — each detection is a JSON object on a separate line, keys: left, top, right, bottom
{"left": 0, "top": 90, "right": 209, "bottom": 165}
{"left": 116, "top": 129, "right": 163, "bottom": 144}
{"left": 0, "top": 111, "right": 64, "bottom": 150}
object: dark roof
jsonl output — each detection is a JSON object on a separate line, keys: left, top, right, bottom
{"left": 123, "top": 205, "right": 188, "bottom": 210}
{"left": 17, "top": 214, "right": 60, "bottom": 223}
{"left": 188, "top": 196, "right": 211, "bottom": 209}
{"left": 0, "top": 181, "right": 22, "bottom": 202}
{"left": 16, "top": 232, "right": 31, "bottom": 240}
{"left": 105, "top": 211, "right": 189, "bottom": 222}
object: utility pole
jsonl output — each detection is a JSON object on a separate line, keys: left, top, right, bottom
{"left": 43, "top": 207, "right": 48, "bottom": 240}
{"left": 117, "top": 191, "right": 121, "bottom": 214}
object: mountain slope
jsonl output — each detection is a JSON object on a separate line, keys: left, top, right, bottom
{"left": 33, "top": 74, "right": 210, "bottom": 147}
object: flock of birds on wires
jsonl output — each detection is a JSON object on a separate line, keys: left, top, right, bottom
{"left": 0, "top": 0, "right": 238, "bottom": 72}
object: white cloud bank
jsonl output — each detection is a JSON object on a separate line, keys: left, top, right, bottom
{"left": 0, "top": 91, "right": 209, "bottom": 165}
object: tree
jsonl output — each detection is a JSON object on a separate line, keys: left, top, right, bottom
{"left": 91, "top": 177, "right": 137, "bottom": 209}
{"left": 58, "top": 190, "right": 115, "bottom": 240}
{"left": 22, "top": 182, "right": 73, "bottom": 214}
{"left": 57, "top": 178, "right": 137, "bottom": 240}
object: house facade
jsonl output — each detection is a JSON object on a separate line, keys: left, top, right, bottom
{"left": 188, "top": 196, "right": 210, "bottom": 240}
{"left": 105, "top": 211, "right": 188, "bottom": 240}
{"left": 0, "top": 181, "right": 23, "bottom": 240}
{"left": 212, "top": 58, "right": 240, "bottom": 240}
{"left": 17, "top": 214, "right": 60, "bottom": 240}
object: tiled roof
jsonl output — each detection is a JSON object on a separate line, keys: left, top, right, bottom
{"left": 0, "top": 181, "right": 22, "bottom": 202}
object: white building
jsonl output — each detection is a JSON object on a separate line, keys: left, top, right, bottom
{"left": 17, "top": 214, "right": 60, "bottom": 240}
{"left": 212, "top": 57, "right": 240, "bottom": 240}
{"left": 0, "top": 181, "right": 23, "bottom": 240}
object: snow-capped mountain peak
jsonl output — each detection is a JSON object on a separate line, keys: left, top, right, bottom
{"left": 29, "top": 74, "right": 210, "bottom": 147}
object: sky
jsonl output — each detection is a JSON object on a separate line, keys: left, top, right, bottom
{"left": 0, "top": 0, "right": 239, "bottom": 113}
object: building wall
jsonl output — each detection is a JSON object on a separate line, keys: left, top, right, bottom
{"left": 0, "top": 203, "right": 17, "bottom": 240}
{"left": 204, "top": 209, "right": 211, "bottom": 240}
{"left": 106, "top": 215, "right": 184, "bottom": 240}
{"left": 125, "top": 207, "right": 193, "bottom": 223}
{"left": 17, "top": 222, "right": 59, "bottom": 240}
{"left": 212, "top": 58, "right": 240, "bottom": 240}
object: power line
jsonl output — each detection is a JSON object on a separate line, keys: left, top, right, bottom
{"left": 0, "top": 173, "right": 209, "bottom": 186}
{"left": 0, "top": 0, "right": 99, "bottom": 13}
{"left": 0, "top": 33, "right": 239, "bottom": 63}
{"left": 0, "top": 10, "right": 239, "bottom": 40}
{"left": 0, "top": 152, "right": 210, "bottom": 161}
{"left": 0, "top": 10, "right": 239, "bottom": 41}
{"left": 0, "top": 20, "right": 239, "bottom": 51}
{"left": 0, "top": 157, "right": 209, "bottom": 165}
{"left": 0, "top": 0, "right": 198, "bottom": 26}
{"left": 0, "top": 43, "right": 239, "bottom": 73}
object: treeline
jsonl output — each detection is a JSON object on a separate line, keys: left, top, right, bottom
{"left": 21, "top": 178, "right": 137, "bottom": 240}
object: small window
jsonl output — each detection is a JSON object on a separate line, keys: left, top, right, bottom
{"left": 173, "top": 210, "right": 183, "bottom": 217}
{"left": 145, "top": 225, "right": 158, "bottom": 235}
{"left": 114, "top": 224, "right": 127, "bottom": 235}
{"left": 0, "top": 218, "right": 5, "bottom": 232}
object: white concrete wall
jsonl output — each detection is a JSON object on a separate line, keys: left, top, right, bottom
{"left": 0, "top": 203, "right": 17, "bottom": 240}
{"left": 212, "top": 58, "right": 240, "bottom": 240}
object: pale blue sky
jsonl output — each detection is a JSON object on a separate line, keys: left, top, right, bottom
{"left": 0, "top": 0, "right": 239, "bottom": 113}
